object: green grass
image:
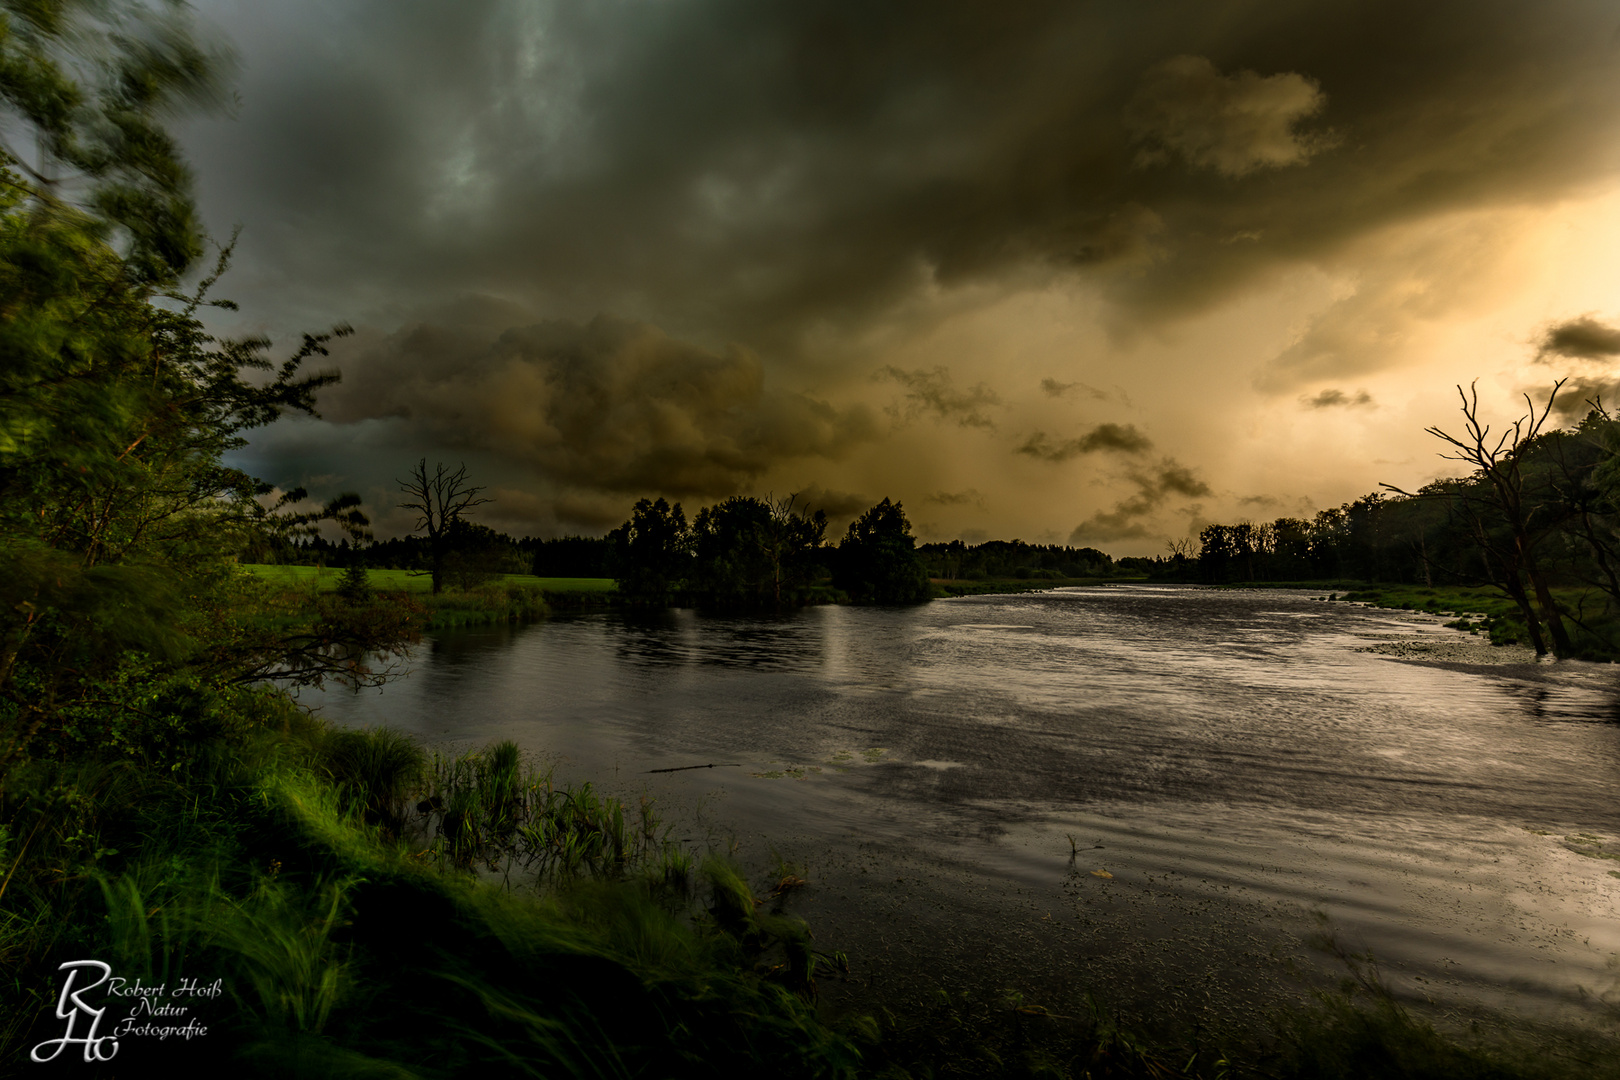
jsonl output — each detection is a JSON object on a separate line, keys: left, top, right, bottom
{"left": 1326, "top": 582, "right": 1620, "bottom": 658}
{"left": 239, "top": 564, "right": 621, "bottom": 630}
{"left": 0, "top": 718, "right": 859, "bottom": 1077}
{"left": 242, "top": 564, "right": 617, "bottom": 594}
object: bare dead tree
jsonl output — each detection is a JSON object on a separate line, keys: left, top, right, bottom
{"left": 1387, "top": 380, "right": 1571, "bottom": 657}
{"left": 397, "top": 460, "right": 492, "bottom": 594}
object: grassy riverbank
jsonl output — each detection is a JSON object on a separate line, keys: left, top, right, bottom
{"left": 243, "top": 564, "right": 618, "bottom": 596}
{"left": 1322, "top": 583, "right": 1620, "bottom": 658}
{"left": 1198, "top": 579, "right": 1620, "bottom": 660}
{"left": 241, "top": 564, "right": 618, "bottom": 630}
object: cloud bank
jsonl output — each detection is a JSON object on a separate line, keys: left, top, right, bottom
{"left": 321, "top": 315, "right": 875, "bottom": 499}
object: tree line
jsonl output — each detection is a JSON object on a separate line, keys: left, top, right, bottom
{"left": 277, "top": 505, "right": 1135, "bottom": 604}
{"left": 608, "top": 494, "right": 932, "bottom": 608}
{"left": 260, "top": 492, "right": 936, "bottom": 609}
{"left": 1179, "top": 383, "right": 1620, "bottom": 659}
{"left": 916, "top": 539, "right": 1117, "bottom": 581}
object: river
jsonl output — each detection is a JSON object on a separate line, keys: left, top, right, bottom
{"left": 298, "top": 585, "right": 1620, "bottom": 1038}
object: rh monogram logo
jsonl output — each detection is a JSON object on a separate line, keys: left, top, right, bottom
{"left": 30, "top": 960, "right": 118, "bottom": 1064}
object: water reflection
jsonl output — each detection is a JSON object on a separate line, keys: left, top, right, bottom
{"left": 1493, "top": 679, "right": 1620, "bottom": 724}
{"left": 600, "top": 608, "right": 831, "bottom": 672}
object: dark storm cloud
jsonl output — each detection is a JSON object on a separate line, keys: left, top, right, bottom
{"left": 319, "top": 315, "right": 876, "bottom": 498}
{"left": 1544, "top": 377, "right": 1620, "bottom": 421}
{"left": 793, "top": 484, "right": 872, "bottom": 523}
{"left": 1536, "top": 316, "right": 1620, "bottom": 361}
{"left": 878, "top": 366, "right": 1001, "bottom": 430}
{"left": 1040, "top": 378, "right": 1109, "bottom": 400}
{"left": 185, "top": 0, "right": 1620, "bottom": 350}
{"left": 1016, "top": 423, "right": 1153, "bottom": 462}
{"left": 924, "top": 489, "right": 985, "bottom": 507}
{"left": 1151, "top": 463, "right": 1213, "bottom": 499}
{"left": 1301, "top": 388, "right": 1373, "bottom": 409}
{"left": 1069, "top": 459, "right": 1211, "bottom": 542}
{"left": 1123, "top": 55, "right": 1331, "bottom": 177}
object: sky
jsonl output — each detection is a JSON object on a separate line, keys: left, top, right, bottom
{"left": 177, "top": 0, "right": 1620, "bottom": 554}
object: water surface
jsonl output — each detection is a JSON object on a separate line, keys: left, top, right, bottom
{"left": 302, "top": 586, "right": 1620, "bottom": 1033}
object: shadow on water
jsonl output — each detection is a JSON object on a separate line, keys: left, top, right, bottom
{"left": 605, "top": 607, "right": 832, "bottom": 672}
{"left": 1493, "top": 679, "right": 1620, "bottom": 725}
{"left": 422, "top": 621, "right": 522, "bottom": 665}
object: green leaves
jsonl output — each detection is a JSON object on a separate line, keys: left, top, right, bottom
{"left": 835, "top": 498, "right": 930, "bottom": 604}
{"left": 0, "top": 7, "right": 381, "bottom": 765}
{"left": 1, "top": 0, "right": 230, "bottom": 284}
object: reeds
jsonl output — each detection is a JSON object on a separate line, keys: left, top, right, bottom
{"left": 417, "top": 741, "right": 682, "bottom": 890}
{"left": 321, "top": 725, "right": 426, "bottom": 833}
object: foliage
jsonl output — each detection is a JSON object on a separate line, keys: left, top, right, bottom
{"left": 337, "top": 562, "right": 371, "bottom": 603}
{"left": 918, "top": 539, "right": 1115, "bottom": 581}
{"left": 1178, "top": 384, "right": 1620, "bottom": 658}
{"left": 691, "top": 494, "right": 829, "bottom": 609}
{"left": 608, "top": 492, "right": 931, "bottom": 610}
{"left": 0, "top": 0, "right": 228, "bottom": 285}
{"left": 0, "top": 4, "right": 386, "bottom": 763}
{"left": 834, "top": 498, "right": 931, "bottom": 605}
{"left": 1, "top": 719, "right": 869, "bottom": 1077}
{"left": 607, "top": 497, "right": 692, "bottom": 605}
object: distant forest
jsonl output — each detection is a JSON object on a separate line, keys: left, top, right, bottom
{"left": 1177, "top": 395, "right": 1620, "bottom": 659}
{"left": 271, "top": 529, "right": 1121, "bottom": 583}
{"left": 265, "top": 388, "right": 1620, "bottom": 657}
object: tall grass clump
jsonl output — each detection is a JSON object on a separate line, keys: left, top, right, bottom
{"left": 0, "top": 719, "right": 871, "bottom": 1078}
{"left": 319, "top": 725, "right": 427, "bottom": 833}
{"left": 412, "top": 584, "right": 550, "bottom": 631}
{"left": 416, "top": 742, "right": 679, "bottom": 890}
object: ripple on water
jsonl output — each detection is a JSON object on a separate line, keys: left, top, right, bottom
{"left": 300, "top": 586, "right": 1620, "bottom": 1034}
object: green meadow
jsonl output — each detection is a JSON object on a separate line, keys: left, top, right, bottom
{"left": 1326, "top": 583, "right": 1620, "bottom": 657}
{"left": 242, "top": 564, "right": 617, "bottom": 594}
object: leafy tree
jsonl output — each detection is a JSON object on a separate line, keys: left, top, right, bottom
{"left": 0, "top": 1, "right": 396, "bottom": 769}
{"left": 608, "top": 497, "right": 691, "bottom": 605}
{"left": 691, "top": 496, "right": 776, "bottom": 607}
{"left": 835, "top": 498, "right": 931, "bottom": 604}
{"left": 0, "top": 0, "right": 227, "bottom": 285}
{"left": 690, "top": 494, "right": 828, "bottom": 609}
{"left": 756, "top": 493, "right": 829, "bottom": 605}
{"left": 1197, "top": 523, "right": 1236, "bottom": 583}
{"left": 442, "top": 520, "right": 526, "bottom": 590}
{"left": 396, "top": 459, "right": 492, "bottom": 594}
